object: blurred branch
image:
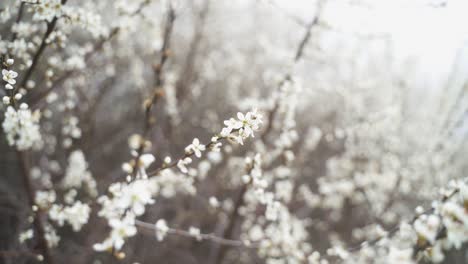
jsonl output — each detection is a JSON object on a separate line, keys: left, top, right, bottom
{"left": 210, "top": 181, "right": 250, "bottom": 264}
{"left": 0, "top": 249, "right": 40, "bottom": 260}
{"left": 28, "top": 0, "right": 152, "bottom": 107}
{"left": 17, "top": 151, "right": 55, "bottom": 264}
{"left": 18, "top": 0, "right": 68, "bottom": 91}
{"left": 175, "top": 0, "right": 210, "bottom": 101}
{"left": 264, "top": 0, "right": 308, "bottom": 27}
{"left": 347, "top": 184, "right": 461, "bottom": 253}
{"left": 260, "top": 0, "right": 325, "bottom": 143}
{"left": 135, "top": 219, "right": 256, "bottom": 248}
{"left": 130, "top": 3, "right": 176, "bottom": 178}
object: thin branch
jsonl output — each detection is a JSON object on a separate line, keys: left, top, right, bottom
{"left": 135, "top": 220, "right": 255, "bottom": 248}
{"left": 9, "top": 2, "right": 26, "bottom": 43}
{"left": 211, "top": 182, "right": 249, "bottom": 264}
{"left": 0, "top": 249, "right": 40, "bottom": 260}
{"left": 29, "top": 0, "right": 152, "bottom": 107}
{"left": 18, "top": 0, "right": 68, "bottom": 91}
{"left": 260, "top": 0, "right": 325, "bottom": 143}
{"left": 130, "top": 3, "right": 176, "bottom": 178}
{"left": 17, "top": 151, "right": 55, "bottom": 264}
{"left": 347, "top": 186, "right": 461, "bottom": 252}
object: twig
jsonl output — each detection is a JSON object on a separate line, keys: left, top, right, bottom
{"left": 29, "top": 0, "right": 152, "bottom": 107}
{"left": 9, "top": 2, "right": 26, "bottom": 43}
{"left": 135, "top": 220, "right": 256, "bottom": 248}
{"left": 0, "top": 249, "right": 40, "bottom": 260}
{"left": 130, "top": 3, "right": 176, "bottom": 178}
{"left": 17, "top": 151, "right": 55, "bottom": 264}
{"left": 347, "top": 186, "right": 461, "bottom": 252}
{"left": 260, "top": 0, "right": 325, "bottom": 143}
{"left": 211, "top": 182, "right": 249, "bottom": 264}
{"left": 18, "top": 0, "right": 68, "bottom": 91}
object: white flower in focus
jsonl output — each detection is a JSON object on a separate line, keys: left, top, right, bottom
{"left": 94, "top": 214, "right": 137, "bottom": 251}
{"left": 123, "top": 180, "right": 154, "bottom": 216}
{"left": 220, "top": 110, "right": 263, "bottom": 144}
{"left": 222, "top": 118, "right": 243, "bottom": 136}
{"left": 185, "top": 138, "right": 206, "bottom": 158}
{"left": 2, "top": 69, "right": 18, "bottom": 84}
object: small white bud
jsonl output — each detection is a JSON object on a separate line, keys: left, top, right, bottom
{"left": 5, "top": 84, "right": 13, "bottom": 90}
{"left": 122, "top": 163, "right": 133, "bottom": 173}
{"left": 19, "top": 103, "right": 28, "bottom": 110}
{"left": 6, "top": 58, "right": 14, "bottom": 66}
{"left": 26, "top": 80, "right": 36, "bottom": 89}
{"left": 209, "top": 197, "right": 219, "bottom": 208}
{"left": 2, "top": 96, "right": 10, "bottom": 104}
{"left": 242, "top": 175, "right": 251, "bottom": 184}
{"left": 46, "top": 69, "right": 54, "bottom": 78}
{"left": 14, "top": 93, "right": 22, "bottom": 100}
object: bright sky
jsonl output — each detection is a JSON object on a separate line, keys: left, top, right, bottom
{"left": 274, "top": 0, "right": 468, "bottom": 89}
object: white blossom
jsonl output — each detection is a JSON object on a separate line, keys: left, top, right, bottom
{"left": 155, "top": 219, "right": 169, "bottom": 241}
{"left": 185, "top": 138, "right": 206, "bottom": 158}
{"left": 2, "top": 105, "right": 42, "bottom": 150}
{"left": 2, "top": 69, "right": 18, "bottom": 85}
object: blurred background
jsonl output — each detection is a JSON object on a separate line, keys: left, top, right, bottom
{"left": 0, "top": 0, "right": 467, "bottom": 263}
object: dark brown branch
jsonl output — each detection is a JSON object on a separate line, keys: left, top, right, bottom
{"left": 17, "top": 151, "right": 55, "bottom": 264}
{"left": 175, "top": 0, "right": 210, "bottom": 101}
{"left": 211, "top": 183, "right": 249, "bottom": 264}
{"left": 28, "top": 27, "right": 120, "bottom": 107}
{"left": 347, "top": 186, "right": 461, "bottom": 253}
{"left": 0, "top": 249, "right": 40, "bottom": 259}
{"left": 260, "top": 1, "right": 324, "bottom": 143}
{"left": 9, "top": 2, "right": 26, "bottom": 43}
{"left": 135, "top": 219, "right": 254, "bottom": 248}
{"left": 29, "top": 0, "right": 152, "bottom": 107}
{"left": 0, "top": 2, "right": 25, "bottom": 65}
{"left": 18, "top": 0, "right": 68, "bottom": 91}
{"left": 130, "top": 4, "right": 176, "bottom": 178}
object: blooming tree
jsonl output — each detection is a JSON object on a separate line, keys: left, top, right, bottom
{"left": 0, "top": 0, "right": 467, "bottom": 264}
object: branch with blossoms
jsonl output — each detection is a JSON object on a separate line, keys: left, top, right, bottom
{"left": 1, "top": 0, "right": 467, "bottom": 263}
{"left": 28, "top": 0, "right": 153, "bottom": 107}
{"left": 93, "top": 109, "right": 263, "bottom": 257}
{"left": 135, "top": 219, "right": 257, "bottom": 248}
{"left": 328, "top": 178, "right": 468, "bottom": 263}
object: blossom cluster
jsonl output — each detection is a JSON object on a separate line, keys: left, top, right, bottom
{"left": 2, "top": 60, "right": 43, "bottom": 150}
{"left": 94, "top": 110, "right": 263, "bottom": 253}
{"left": 1, "top": 0, "right": 467, "bottom": 263}
{"left": 335, "top": 179, "right": 468, "bottom": 263}
{"left": 2, "top": 104, "right": 42, "bottom": 150}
